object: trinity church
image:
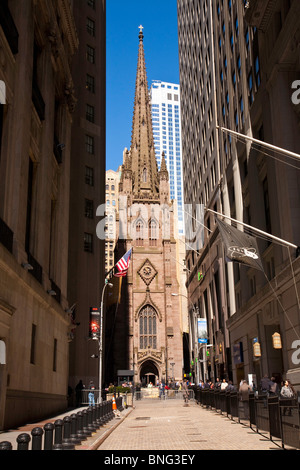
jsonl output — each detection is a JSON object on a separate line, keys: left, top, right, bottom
{"left": 106, "top": 28, "right": 185, "bottom": 386}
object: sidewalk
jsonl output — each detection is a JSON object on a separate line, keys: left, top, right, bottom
{"left": 0, "top": 405, "right": 132, "bottom": 451}
{"left": 0, "top": 398, "right": 282, "bottom": 451}
{"left": 96, "top": 398, "right": 281, "bottom": 451}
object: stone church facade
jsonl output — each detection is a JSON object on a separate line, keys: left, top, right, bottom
{"left": 109, "top": 28, "right": 184, "bottom": 385}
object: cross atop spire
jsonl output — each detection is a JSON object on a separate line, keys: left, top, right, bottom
{"left": 138, "top": 24, "right": 144, "bottom": 42}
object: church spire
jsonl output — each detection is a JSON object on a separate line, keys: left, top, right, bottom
{"left": 129, "top": 26, "right": 160, "bottom": 199}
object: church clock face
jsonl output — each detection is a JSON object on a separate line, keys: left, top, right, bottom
{"left": 138, "top": 259, "right": 157, "bottom": 286}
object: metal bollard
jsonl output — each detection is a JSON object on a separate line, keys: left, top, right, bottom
{"left": 0, "top": 441, "right": 13, "bottom": 450}
{"left": 17, "top": 433, "right": 31, "bottom": 450}
{"left": 31, "top": 427, "right": 43, "bottom": 450}
{"left": 61, "top": 416, "right": 75, "bottom": 450}
{"left": 43, "top": 423, "right": 54, "bottom": 450}
{"left": 91, "top": 405, "right": 99, "bottom": 430}
{"left": 52, "top": 419, "right": 63, "bottom": 450}
{"left": 87, "top": 406, "right": 97, "bottom": 433}
{"left": 70, "top": 414, "right": 81, "bottom": 445}
{"left": 82, "top": 409, "right": 92, "bottom": 437}
{"left": 76, "top": 411, "right": 87, "bottom": 441}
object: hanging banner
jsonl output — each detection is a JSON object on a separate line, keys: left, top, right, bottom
{"left": 197, "top": 318, "right": 208, "bottom": 344}
{"left": 217, "top": 218, "right": 264, "bottom": 271}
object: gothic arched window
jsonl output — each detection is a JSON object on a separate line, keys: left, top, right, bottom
{"left": 142, "top": 168, "right": 147, "bottom": 183}
{"left": 149, "top": 219, "right": 157, "bottom": 246}
{"left": 139, "top": 305, "right": 157, "bottom": 350}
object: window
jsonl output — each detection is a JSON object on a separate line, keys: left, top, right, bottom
{"left": 85, "top": 134, "right": 94, "bottom": 154}
{"left": 87, "top": 0, "right": 95, "bottom": 8}
{"left": 248, "top": 72, "right": 254, "bottom": 105}
{"left": 139, "top": 305, "right": 157, "bottom": 349}
{"left": 86, "top": 74, "right": 95, "bottom": 93}
{"left": 53, "top": 338, "right": 57, "bottom": 372}
{"left": 84, "top": 232, "right": 93, "bottom": 252}
{"left": 85, "top": 199, "right": 94, "bottom": 218}
{"left": 86, "top": 104, "right": 95, "bottom": 123}
{"left": 263, "top": 177, "right": 271, "bottom": 233}
{"left": 85, "top": 166, "right": 94, "bottom": 186}
{"left": 255, "top": 56, "right": 261, "bottom": 87}
{"left": 149, "top": 219, "right": 158, "bottom": 246}
{"left": 87, "top": 18, "right": 95, "bottom": 37}
{"left": 87, "top": 45, "right": 95, "bottom": 64}
{"left": 30, "top": 324, "right": 37, "bottom": 364}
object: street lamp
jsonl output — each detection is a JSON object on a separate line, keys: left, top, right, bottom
{"left": 171, "top": 293, "right": 199, "bottom": 382}
{"left": 98, "top": 278, "right": 113, "bottom": 402}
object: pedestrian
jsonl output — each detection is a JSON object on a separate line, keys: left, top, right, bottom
{"left": 280, "top": 379, "right": 295, "bottom": 416}
{"left": 135, "top": 382, "right": 141, "bottom": 400}
{"left": 269, "top": 377, "right": 280, "bottom": 396}
{"left": 260, "top": 374, "right": 272, "bottom": 394}
{"left": 239, "top": 380, "right": 250, "bottom": 419}
{"left": 215, "top": 377, "right": 221, "bottom": 389}
{"left": 221, "top": 378, "right": 228, "bottom": 390}
{"left": 88, "top": 380, "right": 96, "bottom": 406}
{"left": 227, "top": 380, "right": 235, "bottom": 392}
{"left": 158, "top": 380, "right": 165, "bottom": 399}
{"left": 75, "top": 379, "right": 84, "bottom": 407}
{"left": 182, "top": 378, "right": 189, "bottom": 405}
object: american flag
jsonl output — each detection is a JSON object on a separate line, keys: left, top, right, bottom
{"left": 114, "top": 248, "right": 132, "bottom": 277}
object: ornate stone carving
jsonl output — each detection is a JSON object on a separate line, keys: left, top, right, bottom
{"left": 137, "top": 258, "right": 157, "bottom": 285}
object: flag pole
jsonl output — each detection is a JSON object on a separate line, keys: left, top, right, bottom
{"left": 99, "top": 278, "right": 113, "bottom": 402}
{"left": 205, "top": 207, "right": 298, "bottom": 250}
{"left": 217, "top": 125, "right": 300, "bottom": 162}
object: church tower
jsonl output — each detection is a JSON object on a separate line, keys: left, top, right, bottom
{"left": 111, "top": 27, "right": 184, "bottom": 386}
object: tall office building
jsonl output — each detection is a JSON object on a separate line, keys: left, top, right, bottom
{"left": 68, "top": 0, "right": 106, "bottom": 391}
{"left": 105, "top": 167, "right": 121, "bottom": 272}
{"left": 150, "top": 81, "right": 184, "bottom": 235}
{"left": 0, "top": 0, "right": 78, "bottom": 429}
{"left": 178, "top": 0, "right": 300, "bottom": 386}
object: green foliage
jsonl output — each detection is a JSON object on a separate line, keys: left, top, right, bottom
{"left": 108, "top": 385, "right": 131, "bottom": 394}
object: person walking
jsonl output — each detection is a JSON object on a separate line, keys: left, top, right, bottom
{"left": 182, "top": 379, "right": 189, "bottom": 406}
{"left": 221, "top": 378, "right": 228, "bottom": 390}
{"left": 75, "top": 380, "right": 84, "bottom": 407}
{"left": 280, "top": 379, "right": 296, "bottom": 416}
{"left": 158, "top": 380, "right": 165, "bottom": 400}
{"left": 88, "top": 380, "right": 96, "bottom": 406}
{"left": 239, "top": 380, "right": 251, "bottom": 419}
{"left": 269, "top": 377, "right": 280, "bottom": 396}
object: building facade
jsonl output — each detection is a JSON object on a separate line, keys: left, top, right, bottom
{"left": 109, "top": 28, "right": 186, "bottom": 386}
{"left": 67, "top": 0, "right": 106, "bottom": 392}
{"left": 105, "top": 167, "right": 121, "bottom": 272}
{"left": 0, "top": 0, "right": 78, "bottom": 429}
{"left": 178, "top": 0, "right": 300, "bottom": 387}
{"left": 150, "top": 81, "right": 184, "bottom": 236}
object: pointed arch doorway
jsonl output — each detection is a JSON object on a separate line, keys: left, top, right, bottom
{"left": 140, "top": 360, "right": 159, "bottom": 387}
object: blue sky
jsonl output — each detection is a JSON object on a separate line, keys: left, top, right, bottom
{"left": 106, "top": 0, "right": 180, "bottom": 171}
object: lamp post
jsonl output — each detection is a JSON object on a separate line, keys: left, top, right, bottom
{"left": 98, "top": 278, "right": 113, "bottom": 402}
{"left": 171, "top": 292, "right": 199, "bottom": 382}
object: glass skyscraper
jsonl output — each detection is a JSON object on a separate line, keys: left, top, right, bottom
{"left": 150, "top": 80, "right": 184, "bottom": 235}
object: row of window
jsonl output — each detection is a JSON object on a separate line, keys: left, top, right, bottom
{"left": 84, "top": 0, "right": 97, "bottom": 254}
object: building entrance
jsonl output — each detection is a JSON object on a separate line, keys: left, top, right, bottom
{"left": 140, "top": 360, "right": 159, "bottom": 387}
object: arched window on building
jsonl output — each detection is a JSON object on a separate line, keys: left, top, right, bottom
{"left": 142, "top": 168, "right": 147, "bottom": 183}
{"left": 139, "top": 305, "right": 157, "bottom": 349}
{"left": 149, "top": 219, "right": 157, "bottom": 246}
{"left": 135, "top": 219, "right": 144, "bottom": 246}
